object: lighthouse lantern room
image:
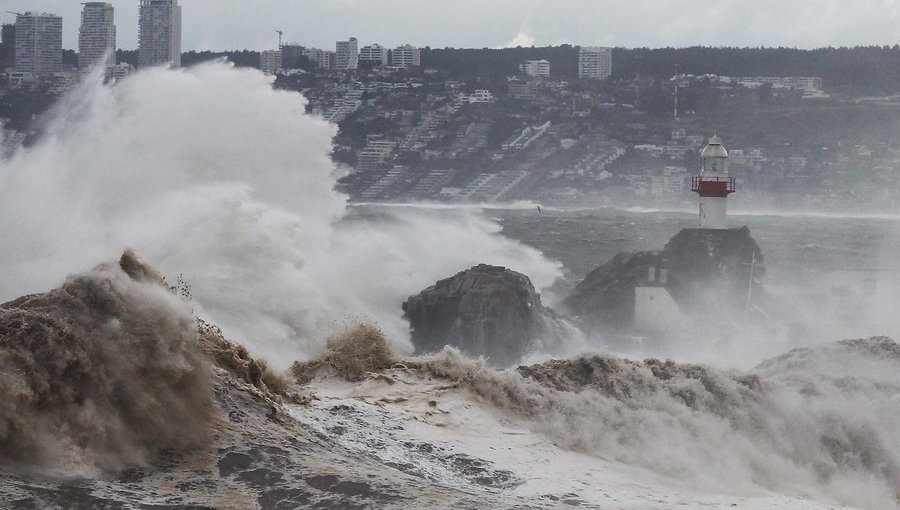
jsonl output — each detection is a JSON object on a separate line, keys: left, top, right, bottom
{"left": 691, "top": 135, "right": 735, "bottom": 229}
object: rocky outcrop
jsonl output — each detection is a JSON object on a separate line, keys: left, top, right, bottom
{"left": 664, "top": 226, "right": 764, "bottom": 315}
{"left": 402, "top": 264, "right": 570, "bottom": 366}
{"left": 564, "top": 226, "right": 765, "bottom": 330}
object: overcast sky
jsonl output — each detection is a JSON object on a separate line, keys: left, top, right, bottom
{"left": 4, "top": 0, "right": 900, "bottom": 51}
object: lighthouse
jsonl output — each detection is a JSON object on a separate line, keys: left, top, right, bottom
{"left": 691, "top": 135, "right": 735, "bottom": 229}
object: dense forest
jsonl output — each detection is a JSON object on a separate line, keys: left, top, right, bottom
{"left": 115, "top": 49, "right": 261, "bottom": 68}
{"left": 421, "top": 45, "right": 900, "bottom": 93}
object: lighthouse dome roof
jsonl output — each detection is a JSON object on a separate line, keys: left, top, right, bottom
{"left": 700, "top": 135, "right": 728, "bottom": 158}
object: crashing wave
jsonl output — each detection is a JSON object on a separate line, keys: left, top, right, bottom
{"left": 0, "top": 251, "right": 214, "bottom": 474}
{"left": 407, "top": 340, "right": 900, "bottom": 509}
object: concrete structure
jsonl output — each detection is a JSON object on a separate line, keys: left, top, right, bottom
{"left": 78, "top": 2, "right": 116, "bottom": 73}
{"left": 359, "top": 44, "right": 388, "bottom": 66}
{"left": 391, "top": 44, "right": 420, "bottom": 67}
{"left": 260, "top": 49, "right": 282, "bottom": 75}
{"left": 109, "top": 62, "right": 134, "bottom": 80}
{"left": 14, "top": 13, "right": 62, "bottom": 74}
{"left": 578, "top": 46, "right": 612, "bottom": 79}
{"left": 304, "top": 47, "right": 335, "bottom": 70}
{"left": 691, "top": 136, "right": 735, "bottom": 229}
{"left": 138, "top": 0, "right": 181, "bottom": 68}
{"left": 280, "top": 44, "right": 304, "bottom": 69}
{"left": 634, "top": 267, "right": 686, "bottom": 332}
{"left": 335, "top": 37, "right": 358, "bottom": 70}
{"left": 520, "top": 59, "right": 550, "bottom": 78}
{"left": 1, "top": 24, "right": 15, "bottom": 69}
{"left": 467, "top": 89, "right": 495, "bottom": 104}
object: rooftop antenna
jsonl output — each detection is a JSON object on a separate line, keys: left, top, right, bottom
{"left": 275, "top": 30, "right": 283, "bottom": 50}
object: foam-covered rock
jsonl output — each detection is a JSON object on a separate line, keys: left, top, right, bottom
{"left": 564, "top": 226, "right": 765, "bottom": 330}
{"left": 402, "top": 264, "right": 569, "bottom": 366}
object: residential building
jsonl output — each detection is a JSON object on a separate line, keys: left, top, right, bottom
{"left": 0, "top": 24, "right": 14, "bottom": 69}
{"left": 467, "top": 89, "right": 495, "bottom": 104}
{"left": 304, "top": 47, "right": 335, "bottom": 70}
{"left": 138, "top": 0, "right": 182, "bottom": 68}
{"left": 280, "top": 44, "right": 304, "bottom": 69}
{"left": 520, "top": 59, "right": 550, "bottom": 78}
{"left": 578, "top": 46, "right": 612, "bottom": 79}
{"left": 260, "top": 49, "right": 282, "bottom": 75}
{"left": 508, "top": 79, "right": 536, "bottom": 100}
{"left": 78, "top": 2, "right": 116, "bottom": 72}
{"left": 14, "top": 13, "right": 62, "bottom": 74}
{"left": 391, "top": 44, "right": 420, "bottom": 67}
{"left": 359, "top": 43, "right": 388, "bottom": 66}
{"left": 109, "top": 62, "right": 134, "bottom": 80}
{"left": 335, "top": 37, "right": 358, "bottom": 70}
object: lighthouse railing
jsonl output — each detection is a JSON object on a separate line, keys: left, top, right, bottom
{"left": 691, "top": 175, "right": 735, "bottom": 193}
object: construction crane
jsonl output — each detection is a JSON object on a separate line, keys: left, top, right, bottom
{"left": 6, "top": 11, "right": 23, "bottom": 17}
{"left": 275, "top": 30, "right": 283, "bottom": 50}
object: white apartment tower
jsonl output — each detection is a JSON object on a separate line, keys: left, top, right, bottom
{"left": 578, "top": 46, "right": 612, "bottom": 79}
{"left": 79, "top": 3, "right": 116, "bottom": 72}
{"left": 14, "top": 12, "right": 62, "bottom": 74}
{"left": 139, "top": 0, "right": 182, "bottom": 68}
{"left": 335, "top": 37, "right": 359, "bottom": 70}
{"left": 260, "top": 49, "right": 282, "bottom": 75}
{"left": 521, "top": 59, "right": 550, "bottom": 78}
{"left": 359, "top": 44, "right": 388, "bottom": 66}
{"left": 391, "top": 44, "right": 421, "bottom": 67}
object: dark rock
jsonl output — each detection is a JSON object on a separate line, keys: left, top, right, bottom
{"left": 664, "top": 226, "right": 764, "bottom": 315}
{"left": 402, "top": 264, "right": 570, "bottom": 366}
{"left": 564, "top": 226, "right": 765, "bottom": 330}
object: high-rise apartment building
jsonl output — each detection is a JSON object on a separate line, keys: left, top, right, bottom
{"left": 578, "top": 46, "right": 612, "bottom": 79}
{"left": 260, "top": 50, "right": 282, "bottom": 75}
{"left": 304, "top": 47, "right": 335, "bottom": 70}
{"left": 391, "top": 44, "right": 420, "bottom": 67}
{"left": 359, "top": 44, "right": 388, "bottom": 66}
{"left": 14, "top": 13, "right": 62, "bottom": 74}
{"left": 139, "top": 0, "right": 182, "bottom": 68}
{"left": 335, "top": 37, "right": 358, "bottom": 70}
{"left": 280, "top": 44, "right": 304, "bottom": 69}
{"left": 79, "top": 2, "right": 116, "bottom": 72}
{"left": 0, "top": 24, "right": 15, "bottom": 69}
{"left": 520, "top": 59, "right": 550, "bottom": 78}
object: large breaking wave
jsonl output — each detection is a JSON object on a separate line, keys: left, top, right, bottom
{"left": 0, "top": 62, "right": 562, "bottom": 366}
{"left": 0, "top": 252, "right": 214, "bottom": 474}
{"left": 410, "top": 338, "right": 900, "bottom": 509}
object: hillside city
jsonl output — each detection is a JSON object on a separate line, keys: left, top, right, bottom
{"left": 5, "top": 1, "right": 900, "bottom": 212}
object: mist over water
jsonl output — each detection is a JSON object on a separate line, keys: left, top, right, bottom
{"left": 0, "top": 61, "right": 562, "bottom": 366}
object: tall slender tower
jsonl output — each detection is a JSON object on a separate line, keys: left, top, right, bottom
{"left": 138, "top": 0, "right": 181, "bottom": 68}
{"left": 691, "top": 136, "right": 735, "bottom": 229}
{"left": 14, "top": 12, "right": 62, "bottom": 74}
{"left": 79, "top": 2, "right": 116, "bottom": 72}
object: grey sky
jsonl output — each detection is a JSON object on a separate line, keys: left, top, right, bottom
{"left": 4, "top": 0, "right": 900, "bottom": 51}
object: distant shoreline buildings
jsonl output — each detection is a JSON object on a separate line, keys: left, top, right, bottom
{"left": 138, "top": 0, "right": 182, "bottom": 68}
{"left": 78, "top": 2, "right": 116, "bottom": 73}
{"left": 13, "top": 12, "right": 62, "bottom": 75}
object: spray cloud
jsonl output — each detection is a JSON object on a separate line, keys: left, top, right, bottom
{"left": 0, "top": 61, "right": 562, "bottom": 366}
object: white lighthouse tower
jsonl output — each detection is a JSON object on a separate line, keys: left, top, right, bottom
{"left": 691, "top": 135, "right": 735, "bottom": 229}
